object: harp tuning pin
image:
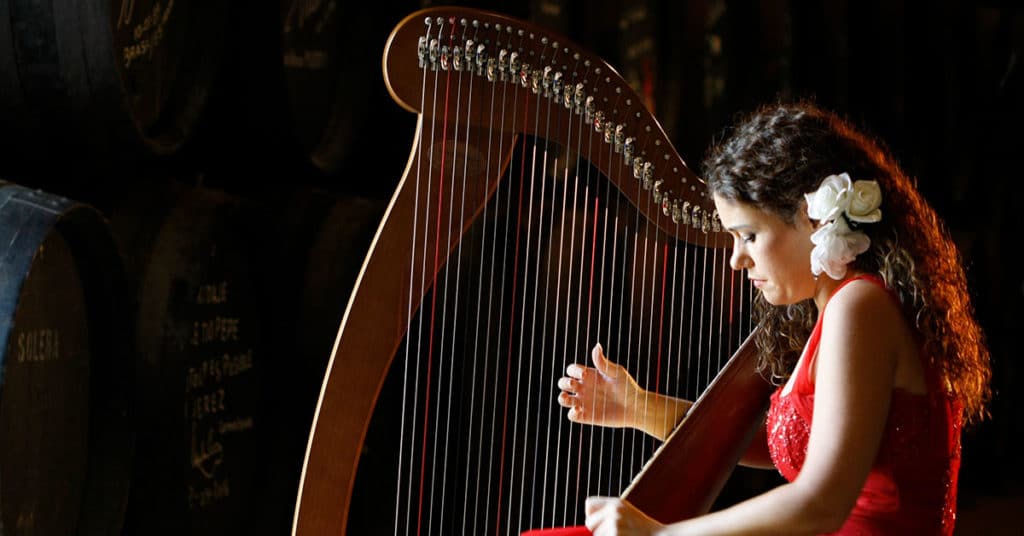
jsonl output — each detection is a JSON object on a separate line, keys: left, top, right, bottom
{"left": 440, "top": 45, "right": 451, "bottom": 70}
{"left": 429, "top": 38, "right": 440, "bottom": 69}
{"left": 475, "top": 43, "right": 487, "bottom": 74}
{"left": 652, "top": 179, "right": 664, "bottom": 200}
{"left": 613, "top": 124, "right": 625, "bottom": 153}
{"left": 519, "top": 62, "right": 531, "bottom": 87}
{"left": 452, "top": 46, "right": 463, "bottom": 70}
{"left": 623, "top": 137, "right": 635, "bottom": 165}
{"left": 418, "top": 36, "right": 429, "bottom": 67}
{"left": 486, "top": 57, "right": 496, "bottom": 81}
{"left": 632, "top": 157, "right": 645, "bottom": 180}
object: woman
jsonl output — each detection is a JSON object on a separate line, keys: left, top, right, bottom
{"left": 556, "top": 102, "right": 991, "bottom": 535}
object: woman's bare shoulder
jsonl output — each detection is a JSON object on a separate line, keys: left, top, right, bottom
{"left": 824, "top": 277, "right": 908, "bottom": 333}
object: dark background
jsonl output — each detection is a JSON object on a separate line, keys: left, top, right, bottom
{"left": 1, "top": 0, "right": 1021, "bottom": 533}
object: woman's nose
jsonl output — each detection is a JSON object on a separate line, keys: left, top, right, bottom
{"left": 730, "top": 247, "right": 749, "bottom": 271}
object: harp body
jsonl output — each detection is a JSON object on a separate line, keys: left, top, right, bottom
{"left": 292, "top": 7, "right": 772, "bottom": 535}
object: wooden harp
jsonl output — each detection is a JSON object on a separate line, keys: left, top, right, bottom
{"left": 292, "top": 7, "right": 773, "bottom": 535}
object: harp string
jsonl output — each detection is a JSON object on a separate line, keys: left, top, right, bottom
{"left": 577, "top": 192, "right": 601, "bottom": 515}
{"left": 574, "top": 70, "right": 603, "bottom": 519}
{"left": 484, "top": 29, "right": 531, "bottom": 534}
{"left": 449, "top": 15, "right": 489, "bottom": 531}
{"left": 493, "top": 86, "right": 533, "bottom": 536}
{"left": 563, "top": 71, "right": 589, "bottom": 526}
{"left": 392, "top": 17, "right": 431, "bottom": 535}
{"left": 545, "top": 126, "right": 567, "bottom": 531}
{"left": 529, "top": 75, "right": 561, "bottom": 534}
{"left": 707, "top": 232, "right": 718, "bottom": 387}
{"left": 462, "top": 19, "right": 513, "bottom": 536}
{"left": 430, "top": 18, "right": 473, "bottom": 532}
{"left": 599, "top": 142, "right": 625, "bottom": 500}
{"left": 516, "top": 90, "right": 552, "bottom": 535}
{"left": 664, "top": 221, "right": 682, "bottom": 445}
{"left": 475, "top": 66, "right": 512, "bottom": 536}
{"left": 496, "top": 87, "right": 539, "bottom": 536}
{"left": 647, "top": 200, "right": 667, "bottom": 459}
{"left": 396, "top": 16, "right": 444, "bottom": 536}
{"left": 632, "top": 193, "right": 650, "bottom": 479}
{"left": 595, "top": 210, "right": 620, "bottom": 499}
{"left": 417, "top": 18, "right": 460, "bottom": 536}
{"left": 549, "top": 52, "right": 595, "bottom": 531}
{"left": 479, "top": 112, "right": 520, "bottom": 536}
{"left": 565, "top": 153, "right": 602, "bottom": 527}
{"left": 638, "top": 185, "right": 658, "bottom": 473}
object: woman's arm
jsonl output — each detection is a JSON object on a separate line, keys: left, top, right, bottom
{"left": 558, "top": 344, "right": 691, "bottom": 440}
{"left": 633, "top": 390, "right": 692, "bottom": 441}
{"left": 560, "top": 344, "right": 773, "bottom": 457}
{"left": 587, "top": 280, "right": 908, "bottom": 535}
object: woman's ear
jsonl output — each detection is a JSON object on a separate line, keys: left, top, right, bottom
{"left": 797, "top": 198, "right": 820, "bottom": 232}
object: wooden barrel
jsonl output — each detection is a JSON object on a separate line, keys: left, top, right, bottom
{"left": 257, "top": 187, "right": 386, "bottom": 533}
{"left": 108, "top": 178, "right": 270, "bottom": 535}
{"left": 278, "top": 0, "right": 419, "bottom": 190}
{"left": 0, "top": 181, "right": 133, "bottom": 535}
{"left": 0, "top": 0, "right": 230, "bottom": 174}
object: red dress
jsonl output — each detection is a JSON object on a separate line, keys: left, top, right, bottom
{"left": 766, "top": 275, "right": 962, "bottom": 535}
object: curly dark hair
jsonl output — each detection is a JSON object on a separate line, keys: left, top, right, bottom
{"left": 702, "top": 101, "right": 990, "bottom": 423}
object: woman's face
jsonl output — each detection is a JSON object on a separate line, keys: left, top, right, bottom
{"left": 713, "top": 194, "right": 818, "bottom": 305}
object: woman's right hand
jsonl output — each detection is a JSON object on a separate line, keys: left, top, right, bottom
{"left": 557, "top": 343, "right": 645, "bottom": 429}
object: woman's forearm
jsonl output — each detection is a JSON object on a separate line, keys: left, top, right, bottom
{"left": 633, "top": 391, "right": 692, "bottom": 440}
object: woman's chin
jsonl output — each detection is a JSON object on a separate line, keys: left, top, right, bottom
{"left": 756, "top": 286, "right": 777, "bottom": 304}
{"left": 760, "top": 288, "right": 795, "bottom": 306}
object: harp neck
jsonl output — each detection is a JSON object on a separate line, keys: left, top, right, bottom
{"left": 383, "top": 7, "right": 728, "bottom": 247}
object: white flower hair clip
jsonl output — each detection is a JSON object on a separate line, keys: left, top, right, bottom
{"left": 804, "top": 172, "right": 882, "bottom": 280}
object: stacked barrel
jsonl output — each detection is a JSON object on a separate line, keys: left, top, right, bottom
{"left": 0, "top": 1, "right": 408, "bottom": 533}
